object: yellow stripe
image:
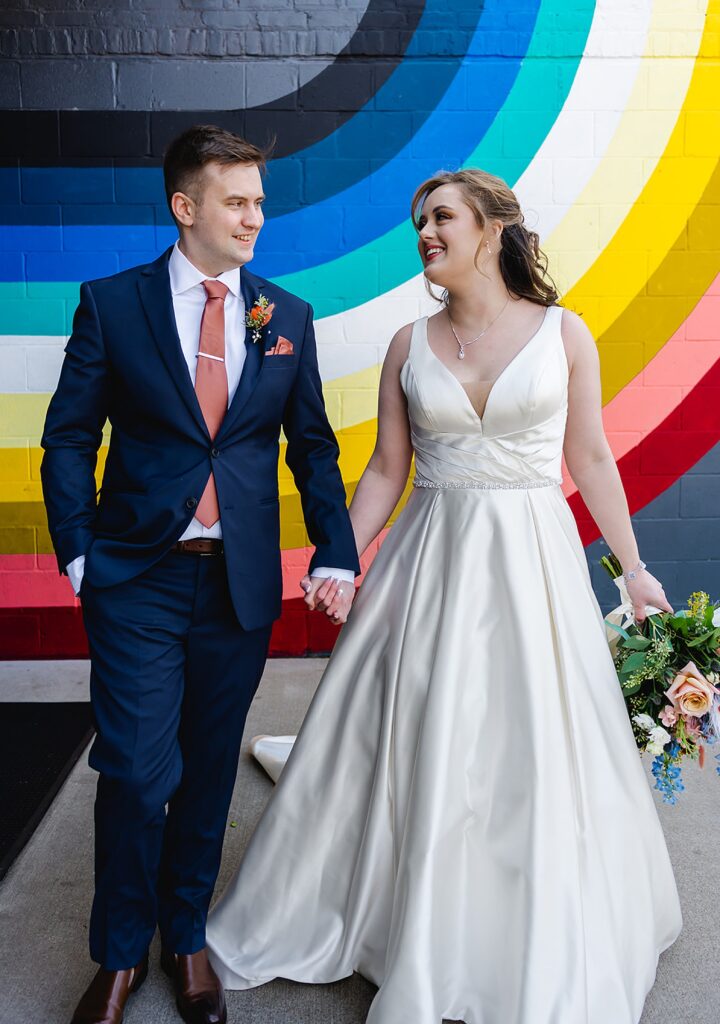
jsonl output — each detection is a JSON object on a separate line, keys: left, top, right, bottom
{"left": 544, "top": 0, "right": 705, "bottom": 291}
{"left": 565, "top": 6, "right": 720, "bottom": 362}
{"left": 0, "top": 368, "right": 379, "bottom": 450}
{"left": 595, "top": 156, "right": 720, "bottom": 402}
{"left": 0, "top": 430, "right": 381, "bottom": 555}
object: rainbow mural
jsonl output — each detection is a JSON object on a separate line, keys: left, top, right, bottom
{"left": 1, "top": 0, "right": 719, "bottom": 656}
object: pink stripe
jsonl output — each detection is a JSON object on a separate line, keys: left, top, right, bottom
{"left": 0, "top": 555, "right": 75, "bottom": 608}
{"left": 280, "top": 535, "right": 385, "bottom": 599}
{"left": 563, "top": 274, "right": 720, "bottom": 499}
{"left": 0, "top": 538, "right": 390, "bottom": 609}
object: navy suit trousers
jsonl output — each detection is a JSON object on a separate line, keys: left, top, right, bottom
{"left": 80, "top": 550, "right": 272, "bottom": 969}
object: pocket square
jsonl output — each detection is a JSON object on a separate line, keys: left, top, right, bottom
{"left": 265, "top": 336, "right": 294, "bottom": 356}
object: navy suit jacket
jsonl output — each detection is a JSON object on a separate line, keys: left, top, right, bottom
{"left": 40, "top": 248, "right": 360, "bottom": 630}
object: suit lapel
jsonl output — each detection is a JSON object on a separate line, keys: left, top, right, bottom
{"left": 217, "top": 266, "right": 267, "bottom": 440}
{"left": 137, "top": 250, "right": 209, "bottom": 438}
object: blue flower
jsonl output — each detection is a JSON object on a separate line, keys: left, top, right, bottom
{"left": 652, "top": 753, "right": 685, "bottom": 803}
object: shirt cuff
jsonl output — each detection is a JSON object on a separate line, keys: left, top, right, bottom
{"left": 311, "top": 567, "right": 356, "bottom": 584}
{"left": 66, "top": 555, "right": 86, "bottom": 597}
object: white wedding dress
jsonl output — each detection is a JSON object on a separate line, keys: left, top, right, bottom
{"left": 207, "top": 307, "right": 682, "bottom": 1024}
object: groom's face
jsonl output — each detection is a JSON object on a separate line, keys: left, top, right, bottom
{"left": 177, "top": 161, "right": 266, "bottom": 275}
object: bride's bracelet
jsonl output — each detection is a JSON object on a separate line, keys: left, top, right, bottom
{"left": 622, "top": 559, "right": 647, "bottom": 584}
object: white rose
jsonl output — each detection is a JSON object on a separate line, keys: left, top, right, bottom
{"left": 647, "top": 725, "right": 671, "bottom": 755}
{"left": 632, "top": 713, "right": 656, "bottom": 733}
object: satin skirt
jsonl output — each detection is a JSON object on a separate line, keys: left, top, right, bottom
{"left": 207, "top": 485, "right": 681, "bottom": 1024}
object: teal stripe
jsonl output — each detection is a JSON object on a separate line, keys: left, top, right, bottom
{"left": 0, "top": 0, "right": 595, "bottom": 334}
{"left": 0, "top": 282, "right": 78, "bottom": 335}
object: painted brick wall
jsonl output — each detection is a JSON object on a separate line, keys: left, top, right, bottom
{"left": 1, "top": 0, "right": 719, "bottom": 657}
{"left": 0, "top": 0, "right": 416, "bottom": 109}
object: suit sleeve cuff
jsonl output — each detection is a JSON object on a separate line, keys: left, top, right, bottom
{"left": 66, "top": 555, "right": 86, "bottom": 596}
{"left": 311, "top": 567, "right": 356, "bottom": 584}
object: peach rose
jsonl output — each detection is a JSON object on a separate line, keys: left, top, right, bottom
{"left": 666, "top": 661, "right": 719, "bottom": 718}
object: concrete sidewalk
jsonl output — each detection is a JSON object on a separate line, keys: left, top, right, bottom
{"left": 1, "top": 659, "right": 719, "bottom": 1023}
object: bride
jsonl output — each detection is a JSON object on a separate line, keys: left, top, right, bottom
{"left": 206, "top": 169, "right": 682, "bottom": 1024}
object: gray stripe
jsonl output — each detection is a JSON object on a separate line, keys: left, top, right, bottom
{"left": 0, "top": 0, "right": 368, "bottom": 111}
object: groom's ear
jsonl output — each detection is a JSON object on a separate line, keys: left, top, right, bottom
{"left": 170, "top": 191, "right": 197, "bottom": 229}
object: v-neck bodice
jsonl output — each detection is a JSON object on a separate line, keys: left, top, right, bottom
{"left": 400, "top": 306, "right": 568, "bottom": 489}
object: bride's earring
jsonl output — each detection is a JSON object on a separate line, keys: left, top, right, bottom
{"left": 486, "top": 241, "right": 492, "bottom": 255}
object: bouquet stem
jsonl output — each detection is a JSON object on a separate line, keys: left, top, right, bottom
{"left": 600, "top": 553, "right": 623, "bottom": 581}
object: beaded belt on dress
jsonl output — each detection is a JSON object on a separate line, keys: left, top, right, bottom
{"left": 413, "top": 477, "right": 561, "bottom": 491}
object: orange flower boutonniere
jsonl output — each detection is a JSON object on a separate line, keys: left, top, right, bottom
{"left": 245, "top": 294, "right": 275, "bottom": 343}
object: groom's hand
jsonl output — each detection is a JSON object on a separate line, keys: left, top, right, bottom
{"left": 300, "top": 575, "right": 355, "bottom": 625}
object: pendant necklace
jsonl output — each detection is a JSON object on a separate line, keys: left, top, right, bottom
{"left": 447, "top": 297, "right": 510, "bottom": 359}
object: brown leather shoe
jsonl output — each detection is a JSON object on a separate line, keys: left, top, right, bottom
{"left": 160, "top": 946, "right": 227, "bottom": 1024}
{"left": 70, "top": 953, "right": 149, "bottom": 1024}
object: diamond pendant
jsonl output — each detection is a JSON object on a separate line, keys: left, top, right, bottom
{"left": 458, "top": 347, "right": 465, "bottom": 360}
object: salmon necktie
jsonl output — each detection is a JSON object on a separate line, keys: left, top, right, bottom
{"left": 194, "top": 279, "right": 229, "bottom": 528}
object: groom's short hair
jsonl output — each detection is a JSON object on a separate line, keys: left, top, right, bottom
{"left": 163, "top": 124, "right": 271, "bottom": 214}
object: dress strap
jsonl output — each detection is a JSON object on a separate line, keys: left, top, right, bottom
{"left": 408, "top": 316, "right": 429, "bottom": 361}
{"left": 547, "top": 304, "right": 565, "bottom": 335}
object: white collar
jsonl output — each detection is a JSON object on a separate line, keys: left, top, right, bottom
{"left": 168, "top": 242, "right": 241, "bottom": 298}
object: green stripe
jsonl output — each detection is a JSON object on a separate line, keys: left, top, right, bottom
{"left": 0, "top": 0, "right": 594, "bottom": 334}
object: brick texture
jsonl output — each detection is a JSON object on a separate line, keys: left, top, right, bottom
{"left": 0, "top": 1, "right": 719, "bottom": 659}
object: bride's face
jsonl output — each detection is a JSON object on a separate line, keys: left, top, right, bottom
{"left": 416, "top": 184, "right": 488, "bottom": 289}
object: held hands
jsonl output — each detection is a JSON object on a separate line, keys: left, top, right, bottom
{"left": 300, "top": 574, "right": 355, "bottom": 625}
{"left": 625, "top": 569, "right": 673, "bottom": 623}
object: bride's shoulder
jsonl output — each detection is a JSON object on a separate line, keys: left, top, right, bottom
{"left": 383, "top": 320, "right": 416, "bottom": 370}
{"left": 557, "top": 306, "right": 597, "bottom": 369}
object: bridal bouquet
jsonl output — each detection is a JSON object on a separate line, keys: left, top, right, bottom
{"left": 602, "top": 554, "right": 720, "bottom": 803}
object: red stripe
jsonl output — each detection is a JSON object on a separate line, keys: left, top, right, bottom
{"left": 569, "top": 358, "right": 720, "bottom": 543}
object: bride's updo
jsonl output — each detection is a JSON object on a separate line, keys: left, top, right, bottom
{"left": 411, "top": 169, "right": 559, "bottom": 307}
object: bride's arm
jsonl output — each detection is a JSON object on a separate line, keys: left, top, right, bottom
{"left": 561, "top": 308, "right": 673, "bottom": 622}
{"left": 348, "top": 324, "right": 414, "bottom": 557}
{"left": 302, "top": 324, "right": 414, "bottom": 619}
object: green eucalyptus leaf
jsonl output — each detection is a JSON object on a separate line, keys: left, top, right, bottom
{"left": 686, "top": 631, "right": 716, "bottom": 648}
{"left": 620, "top": 651, "right": 647, "bottom": 675}
{"left": 605, "top": 620, "right": 630, "bottom": 640}
{"left": 622, "top": 636, "right": 652, "bottom": 651}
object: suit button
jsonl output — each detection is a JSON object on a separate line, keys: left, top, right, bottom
{"left": 211, "top": 447, "right": 220, "bottom": 458}
{"left": 186, "top": 497, "right": 198, "bottom": 510}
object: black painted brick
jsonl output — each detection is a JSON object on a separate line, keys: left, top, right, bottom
{"left": 0, "top": 109, "right": 59, "bottom": 158}
{"left": 59, "top": 111, "right": 152, "bottom": 159}
{"left": 300, "top": 62, "right": 374, "bottom": 111}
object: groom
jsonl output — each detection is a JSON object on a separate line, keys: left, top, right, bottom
{"left": 41, "top": 125, "right": 359, "bottom": 1024}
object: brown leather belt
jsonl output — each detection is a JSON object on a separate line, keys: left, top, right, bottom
{"left": 172, "top": 539, "right": 224, "bottom": 556}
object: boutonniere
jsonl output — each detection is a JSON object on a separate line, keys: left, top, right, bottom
{"left": 245, "top": 294, "right": 276, "bottom": 343}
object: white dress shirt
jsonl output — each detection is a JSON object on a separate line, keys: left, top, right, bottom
{"left": 65, "top": 243, "right": 353, "bottom": 594}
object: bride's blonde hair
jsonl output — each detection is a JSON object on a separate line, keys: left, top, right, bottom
{"left": 411, "top": 169, "right": 559, "bottom": 307}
